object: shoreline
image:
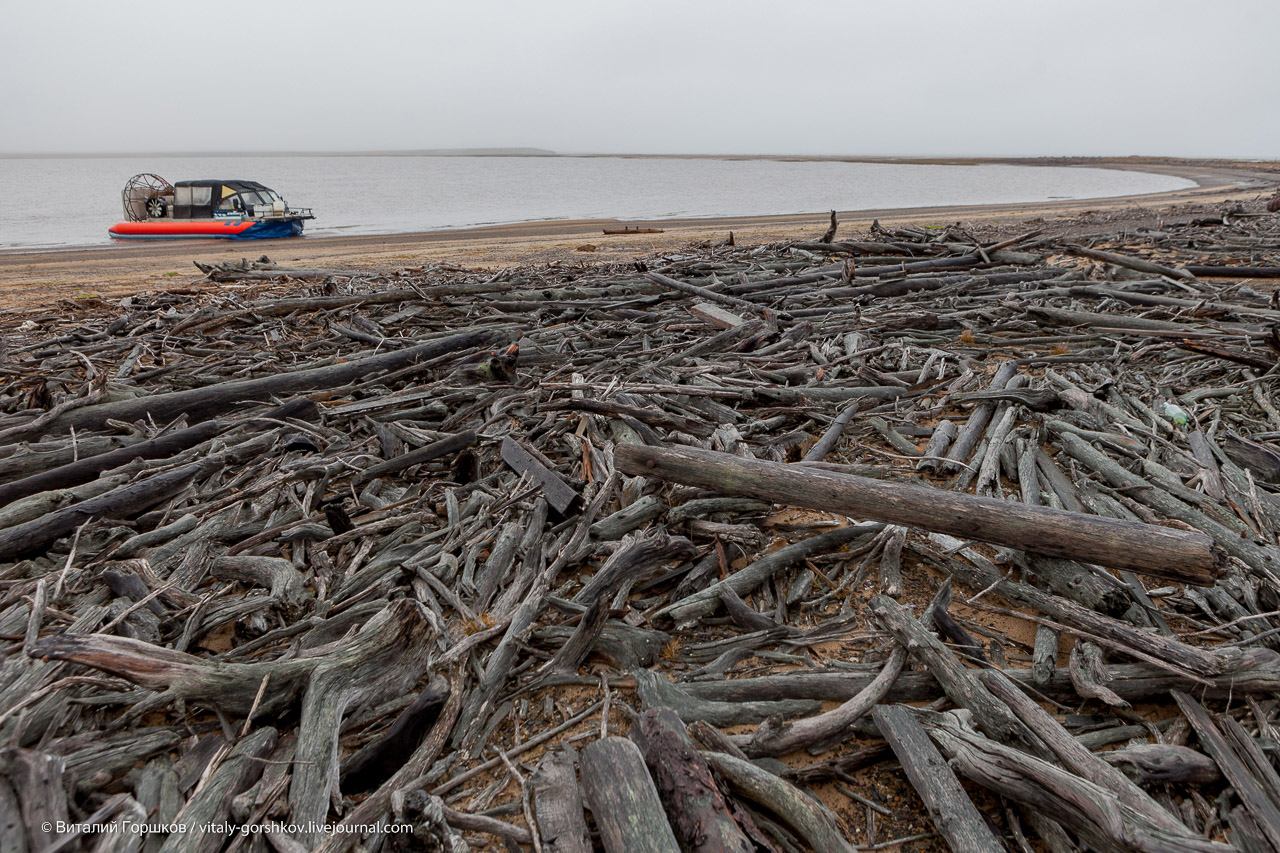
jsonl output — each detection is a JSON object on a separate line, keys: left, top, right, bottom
{"left": 1, "top": 156, "right": 1275, "bottom": 314}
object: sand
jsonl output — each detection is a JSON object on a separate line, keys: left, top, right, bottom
{"left": 1, "top": 156, "right": 1275, "bottom": 316}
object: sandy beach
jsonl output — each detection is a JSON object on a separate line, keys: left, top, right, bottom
{"left": 1, "top": 156, "right": 1275, "bottom": 316}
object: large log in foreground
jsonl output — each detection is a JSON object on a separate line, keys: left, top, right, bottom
{"left": 614, "top": 444, "right": 1224, "bottom": 584}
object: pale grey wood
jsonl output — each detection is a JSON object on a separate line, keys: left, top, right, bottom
{"left": 579, "top": 737, "right": 680, "bottom": 853}
{"left": 872, "top": 705, "right": 1004, "bottom": 853}
{"left": 615, "top": 443, "right": 1225, "bottom": 584}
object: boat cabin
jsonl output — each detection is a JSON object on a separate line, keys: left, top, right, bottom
{"left": 173, "top": 180, "right": 287, "bottom": 219}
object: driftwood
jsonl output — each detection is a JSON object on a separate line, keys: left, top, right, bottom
{"left": 703, "top": 752, "right": 857, "bottom": 853}
{"left": 735, "top": 646, "right": 906, "bottom": 757}
{"left": 615, "top": 443, "right": 1225, "bottom": 583}
{"left": 630, "top": 709, "right": 757, "bottom": 853}
{"left": 531, "top": 747, "right": 592, "bottom": 853}
{"left": 340, "top": 675, "right": 451, "bottom": 794}
{"left": 921, "top": 709, "right": 1231, "bottom": 853}
{"left": 160, "top": 727, "right": 277, "bottom": 853}
{"left": 30, "top": 598, "right": 434, "bottom": 718}
{"left": 11, "top": 329, "right": 501, "bottom": 439}
{"left": 7, "top": 196, "right": 1280, "bottom": 850}
{"left": 579, "top": 737, "right": 681, "bottom": 853}
{"left": 1172, "top": 691, "right": 1280, "bottom": 852}
{"left": 872, "top": 705, "right": 1003, "bottom": 853}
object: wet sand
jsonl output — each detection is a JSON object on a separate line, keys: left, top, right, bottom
{"left": 1, "top": 156, "right": 1275, "bottom": 315}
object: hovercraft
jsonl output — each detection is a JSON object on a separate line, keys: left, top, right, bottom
{"left": 108, "top": 174, "right": 314, "bottom": 240}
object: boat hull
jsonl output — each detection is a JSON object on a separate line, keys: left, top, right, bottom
{"left": 108, "top": 218, "right": 306, "bottom": 240}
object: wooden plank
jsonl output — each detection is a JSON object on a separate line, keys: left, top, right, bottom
{"left": 871, "top": 704, "right": 1004, "bottom": 853}
{"left": 500, "top": 436, "right": 580, "bottom": 514}
{"left": 689, "top": 301, "right": 746, "bottom": 329}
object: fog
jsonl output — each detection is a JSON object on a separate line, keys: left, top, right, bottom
{"left": 3, "top": 0, "right": 1276, "bottom": 157}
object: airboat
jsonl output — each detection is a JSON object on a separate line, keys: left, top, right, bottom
{"left": 108, "top": 174, "right": 314, "bottom": 240}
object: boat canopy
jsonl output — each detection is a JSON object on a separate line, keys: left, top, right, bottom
{"left": 172, "top": 180, "right": 283, "bottom": 219}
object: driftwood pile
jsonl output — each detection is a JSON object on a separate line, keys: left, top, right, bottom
{"left": 5, "top": 199, "right": 1280, "bottom": 851}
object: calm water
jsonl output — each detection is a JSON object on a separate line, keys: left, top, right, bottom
{"left": 0, "top": 155, "right": 1196, "bottom": 251}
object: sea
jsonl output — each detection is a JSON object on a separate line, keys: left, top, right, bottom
{"left": 0, "top": 154, "right": 1198, "bottom": 252}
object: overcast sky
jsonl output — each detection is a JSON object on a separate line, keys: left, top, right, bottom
{"left": 2, "top": 0, "right": 1276, "bottom": 158}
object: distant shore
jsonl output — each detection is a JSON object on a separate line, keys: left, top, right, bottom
{"left": 1, "top": 156, "right": 1275, "bottom": 315}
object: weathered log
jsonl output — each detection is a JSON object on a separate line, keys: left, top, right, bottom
{"left": 630, "top": 709, "right": 756, "bottom": 853}
{"left": 924, "top": 538, "right": 1257, "bottom": 678}
{"left": 540, "top": 398, "right": 711, "bottom": 436}
{"left": 634, "top": 668, "right": 820, "bottom": 727}
{"left": 942, "top": 361, "right": 1019, "bottom": 473}
{"left": 30, "top": 599, "right": 432, "bottom": 719}
{"left": 921, "top": 710, "right": 1231, "bottom": 853}
{"left": 1069, "top": 640, "right": 1128, "bottom": 708}
{"left": 1102, "top": 743, "right": 1221, "bottom": 785}
{"left": 802, "top": 403, "right": 859, "bottom": 463}
{"left": 736, "top": 646, "right": 906, "bottom": 757}
{"left": 0, "top": 461, "right": 205, "bottom": 562}
{"left": 352, "top": 430, "right": 477, "bottom": 485}
{"left": 645, "top": 271, "right": 787, "bottom": 321}
{"left": 916, "top": 418, "right": 957, "bottom": 472}
{"left": 1220, "top": 714, "right": 1280, "bottom": 810}
{"left": 13, "top": 329, "right": 501, "bottom": 439}
{"left": 652, "top": 523, "right": 882, "bottom": 626}
{"left": 872, "top": 594, "right": 1045, "bottom": 755}
{"left": 981, "top": 668, "right": 1189, "bottom": 835}
{"left": 1172, "top": 691, "right": 1280, "bottom": 853}
{"left": 579, "top": 737, "right": 681, "bottom": 853}
{"left": 1063, "top": 243, "right": 1196, "bottom": 281}
{"left": 1184, "top": 264, "right": 1280, "bottom": 279}
{"left": 210, "top": 555, "right": 309, "bottom": 612}
{"left": 590, "top": 494, "right": 667, "bottom": 541}
{"left": 545, "top": 534, "right": 693, "bottom": 675}
{"left": 871, "top": 705, "right": 1004, "bottom": 853}
{"left": 531, "top": 747, "right": 592, "bottom": 853}
{"left": 572, "top": 532, "right": 695, "bottom": 605}
{"left": 0, "top": 420, "right": 220, "bottom": 511}
{"left": 0, "top": 748, "right": 68, "bottom": 852}
{"left": 702, "top": 751, "right": 856, "bottom": 853}
{"left": 158, "top": 727, "right": 277, "bottom": 853}
{"left": 614, "top": 443, "right": 1224, "bottom": 584}
{"left": 681, "top": 658, "right": 1280, "bottom": 706}
{"left": 288, "top": 602, "right": 437, "bottom": 846}
{"left": 313, "top": 668, "right": 464, "bottom": 853}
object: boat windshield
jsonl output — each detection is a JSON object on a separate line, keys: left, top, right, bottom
{"left": 216, "top": 190, "right": 276, "bottom": 213}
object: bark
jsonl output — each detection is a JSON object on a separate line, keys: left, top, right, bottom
{"left": 630, "top": 709, "right": 756, "bottom": 853}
